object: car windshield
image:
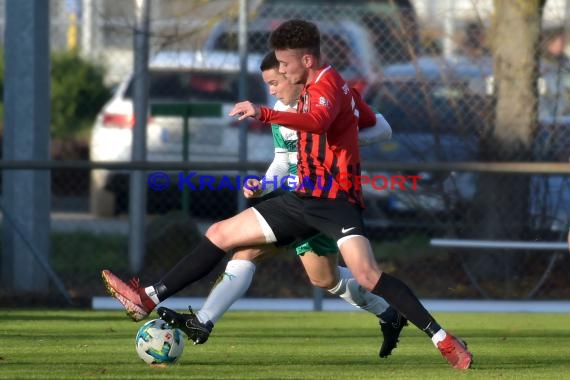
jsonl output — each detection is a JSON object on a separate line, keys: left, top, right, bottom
{"left": 212, "top": 31, "right": 270, "bottom": 54}
{"left": 212, "top": 30, "right": 359, "bottom": 74}
{"left": 368, "top": 81, "right": 488, "bottom": 134}
{"left": 362, "top": 80, "right": 485, "bottom": 162}
{"left": 360, "top": 133, "right": 478, "bottom": 163}
{"left": 124, "top": 70, "right": 267, "bottom": 104}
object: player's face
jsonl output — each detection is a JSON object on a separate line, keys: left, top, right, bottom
{"left": 261, "top": 68, "right": 302, "bottom": 106}
{"left": 275, "top": 49, "right": 309, "bottom": 85}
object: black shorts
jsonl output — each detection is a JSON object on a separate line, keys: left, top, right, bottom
{"left": 253, "top": 191, "right": 365, "bottom": 247}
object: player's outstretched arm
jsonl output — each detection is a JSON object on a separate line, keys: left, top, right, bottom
{"left": 358, "top": 113, "right": 392, "bottom": 146}
{"left": 229, "top": 101, "right": 260, "bottom": 120}
{"left": 259, "top": 151, "right": 290, "bottom": 195}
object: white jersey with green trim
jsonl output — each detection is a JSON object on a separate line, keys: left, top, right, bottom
{"left": 270, "top": 100, "right": 299, "bottom": 175}
{"left": 260, "top": 100, "right": 299, "bottom": 194}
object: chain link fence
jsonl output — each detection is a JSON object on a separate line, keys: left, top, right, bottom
{"left": 1, "top": 0, "right": 569, "bottom": 305}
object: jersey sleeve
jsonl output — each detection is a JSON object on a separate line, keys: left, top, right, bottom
{"left": 352, "top": 88, "right": 376, "bottom": 129}
{"left": 358, "top": 113, "right": 392, "bottom": 146}
{"left": 259, "top": 81, "right": 340, "bottom": 134}
{"left": 271, "top": 124, "right": 287, "bottom": 151}
{"left": 260, "top": 150, "right": 289, "bottom": 194}
{"left": 259, "top": 124, "right": 290, "bottom": 194}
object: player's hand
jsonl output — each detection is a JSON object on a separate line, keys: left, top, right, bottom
{"left": 229, "top": 101, "right": 260, "bottom": 120}
{"left": 243, "top": 178, "right": 263, "bottom": 198}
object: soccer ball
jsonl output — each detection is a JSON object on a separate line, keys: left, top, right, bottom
{"left": 135, "top": 318, "right": 185, "bottom": 365}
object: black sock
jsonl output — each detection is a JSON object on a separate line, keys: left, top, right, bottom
{"left": 153, "top": 237, "right": 226, "bottom": 301}
{"left": 372, "top": 273, "right": 440, "bottom": 336}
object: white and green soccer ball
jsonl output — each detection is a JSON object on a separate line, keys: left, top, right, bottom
{"left": 135, "top": 318, "right": 185, "bottom": 365}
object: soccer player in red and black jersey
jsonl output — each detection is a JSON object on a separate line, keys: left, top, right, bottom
{"left": 229, "top": 20, "right": 472, "bottom": 369}
{"left": 101, "top": 19, "right": 472, "bottom": 370}
{"left": 255, "top": 59, "right": 367, "bottom": 207}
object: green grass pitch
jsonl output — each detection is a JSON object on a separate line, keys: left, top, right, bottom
{"left": 1, "top": 309, "right": 569, "bottom": 379}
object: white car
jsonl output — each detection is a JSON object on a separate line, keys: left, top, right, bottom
{"left": 89, "top": 50, "right": 274, "bottom": 217}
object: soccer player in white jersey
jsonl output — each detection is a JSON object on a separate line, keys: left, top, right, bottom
{"left": 157, "top": 51, "right": 402, "bottom": 358}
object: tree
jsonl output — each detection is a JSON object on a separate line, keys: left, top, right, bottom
{"left": 471, "top": 0, "right": 546, "bottom": 240}
{"left": 492, "top": 0, "right": 545, "bottom": 152}
{"left": 464, "top": 1, "right": 546, "bottom": 296}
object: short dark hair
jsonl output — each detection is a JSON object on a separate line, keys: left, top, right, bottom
{"left": 269, "top": 19, "right": 320, "bottom": 58}
{"left": 259, "top": 51, "right": 279, "bottom": 71}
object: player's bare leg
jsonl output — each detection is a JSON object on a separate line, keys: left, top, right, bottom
{"left": 158, "top": 244, "right": 284, "bottom": 344}
{"left": 300, "top": 252, "right": 406, "bottom": 357}
{"left": 205, "top": 208, "right": 270, "bottom": 251}
{"left": 339, "top": 235, "right": 473, "bottom": 369}
{"left": 103, "top": 208, "right": 269, "bottom": 321}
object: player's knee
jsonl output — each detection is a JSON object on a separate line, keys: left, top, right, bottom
{"left": 350, "top": 269, "right": 381, "bottom": 291}
{"left": 205, "top": 222, "right": 229, "bottom": 249}
{"left": 309, "top": 276, "right": 337, "bottom": 289}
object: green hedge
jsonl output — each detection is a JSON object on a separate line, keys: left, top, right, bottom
{"left": 0, "top": 50, "right": 111, "bottom": 139}
{"left": 50, "top": 52, "right": 111, "bottom": 138}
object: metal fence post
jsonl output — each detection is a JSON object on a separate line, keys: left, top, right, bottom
{"left": 181, "top": 109, "right": 190, "bottom": 214}
{"left": 129, "top": 0, "right": 150, "bottom": 274}
{"left": 2, "top": 0, "right": 51, "bottom": 294}
{"left": 313, "top": 287, "right": 324, "bottom": 311}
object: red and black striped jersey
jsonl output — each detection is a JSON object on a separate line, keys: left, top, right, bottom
{"left": 258, "top": 65, "right": 370, "bottom": 208}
